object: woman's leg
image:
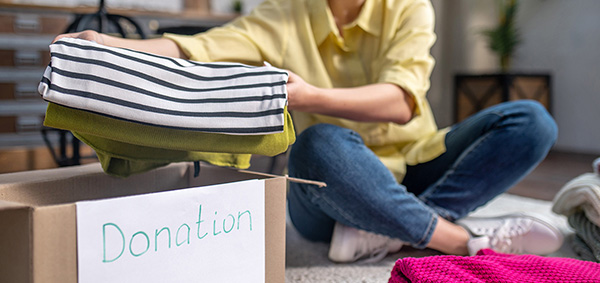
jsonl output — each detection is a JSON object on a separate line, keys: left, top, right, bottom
{"left": 419, "top": 100, "right": 559, "bottom": 255}
{"left": 286, "top": 125, "right": 469, "bottom": 255}
{"left": 287, "top": 124, "right": 438, "bottom": 248}
{"left": 405, "top": 100, "right": 558, "bottom": 221}
{"left": 287, "top": 100, "right": 557, "bottom": 251}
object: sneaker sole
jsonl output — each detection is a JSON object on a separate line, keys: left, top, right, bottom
{"left": 328, "top": 223, "right": 357, "bottom": 263}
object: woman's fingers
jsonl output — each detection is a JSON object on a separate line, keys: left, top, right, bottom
{"left": 51, "top": 30, "right": 103, "bottom": 44}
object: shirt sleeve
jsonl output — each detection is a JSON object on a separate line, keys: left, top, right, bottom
{"left": 376, "top": 0, "right": 436, "bottom": 117}
{"left": 163, "top": 0, "right": 288, "bottom": 66}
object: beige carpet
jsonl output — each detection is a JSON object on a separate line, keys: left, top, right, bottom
{"left": 284, "top": 193, "right": 577, "bottom": 283}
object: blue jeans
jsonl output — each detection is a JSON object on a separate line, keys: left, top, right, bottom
{"left": 287, "top": 100, "right": 558, "bottom": 248}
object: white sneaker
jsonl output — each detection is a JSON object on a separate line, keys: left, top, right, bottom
{"left": 328, "top": 222, "right": 404, "bottom": 263}
{"left": 457, "top": 213, "right": 564, "bottom": 256}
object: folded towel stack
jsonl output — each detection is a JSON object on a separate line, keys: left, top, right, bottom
{"left": 552, "top": 158, "right": 600, "bottom": 262}
{"left": 568, "top": 211, "right": 600, "bottom": 262}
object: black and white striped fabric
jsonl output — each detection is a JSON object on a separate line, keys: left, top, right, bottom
{"left": 38, "top": 38, "right": 289, "bottom": 135}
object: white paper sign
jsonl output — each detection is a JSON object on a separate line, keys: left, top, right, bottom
{"left": 76, "top": 179, "right": 265, "bottom": 283}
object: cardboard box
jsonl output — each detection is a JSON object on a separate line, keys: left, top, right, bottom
{"left": 0, "top": 162, "right": 287, "bottom": 282}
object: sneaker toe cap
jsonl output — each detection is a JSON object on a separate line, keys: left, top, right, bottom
{"left": 522, "top": 221, "right": 564, "bottom": 255}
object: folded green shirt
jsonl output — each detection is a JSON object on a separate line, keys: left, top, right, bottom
{"left": 44, "top": 103, "right": 295, "bottom": 177}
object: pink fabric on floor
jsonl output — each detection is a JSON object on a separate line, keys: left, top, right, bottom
{"left": 389, "top": 249, "right": 600, "bottom": 283}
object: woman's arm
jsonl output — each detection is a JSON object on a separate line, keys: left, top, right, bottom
{"left": 52, "top": 30, "right": 187, "bottom": 59}
{"left": 286, "top": 71, "right": 416, "bottom": 125}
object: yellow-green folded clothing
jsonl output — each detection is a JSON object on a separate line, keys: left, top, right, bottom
{"left": 44, "top": 103, "right": 295, "bottom": 177}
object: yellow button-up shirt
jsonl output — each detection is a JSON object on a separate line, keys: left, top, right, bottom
{"left": 164, "top": 0, "right": 449, "bottom": 181}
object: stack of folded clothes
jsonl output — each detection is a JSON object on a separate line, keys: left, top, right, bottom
{"left": 39, "top": 38, "right": 294, "bottom": 177}
{"left": 552, "top": 158, "right": 600, "bottom": 262}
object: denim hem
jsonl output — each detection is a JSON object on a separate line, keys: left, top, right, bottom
{"left": 412, "top": 212, "right": 437, "bottom": 249}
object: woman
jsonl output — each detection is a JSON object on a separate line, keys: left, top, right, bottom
{"left": 54, "top": 0, "right": 562, "bottom": 262}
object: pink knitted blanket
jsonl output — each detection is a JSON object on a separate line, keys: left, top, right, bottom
{"left": 389, "top": 249, "right": 600, "bottom": 283}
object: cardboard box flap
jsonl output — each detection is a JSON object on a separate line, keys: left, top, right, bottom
{"left": 0, "top": 163, "right": 104, "bottom": 184}
{"left": 186, "top": 162, "right": 326, "bottom": 188}
{"left": 0, "top": 163, "right": 190, "bottom": 206}
{"left": 0, "top": 199, "right": 28, "bottom": 210}
{"left": 237, "top": 169, "right": 327, "bottom": 188}
{"left": 263, "top": 177, "right": 286, "bottom": 283}
{"left": 188, "top": 163, "right": 266, "bottom": 187}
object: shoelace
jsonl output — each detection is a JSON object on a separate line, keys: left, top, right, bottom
{"left": 488, "top": 218, "right": 534, "bottom": 254}
{"left": 353, "top": 231, "right": 392, "bottom": 263}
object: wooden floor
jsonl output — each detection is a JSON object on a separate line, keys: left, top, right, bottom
{"left": 508, "top": 150, "right": 598, "bottom": 201}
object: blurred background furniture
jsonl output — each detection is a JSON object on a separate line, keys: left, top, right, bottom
{"left": 0, "top": 0, "right": 234, "bottom": 173}
{"left": 454, "top": 73, "right": 551, "bottom": 123}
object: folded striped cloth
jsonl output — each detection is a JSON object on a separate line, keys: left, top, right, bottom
{"left": 39, "top": 37, "right": 289, "bottom": 135}
{"left": 552, "top": 165, "right": 600, "bottom": 227}
{"left": 568, "top": 211, "right": 600, "bottom": 262}
{"left": 39, "top": 38, "right": 295, "bottom": 177}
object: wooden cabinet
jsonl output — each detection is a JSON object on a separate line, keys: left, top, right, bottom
{"left": 0, "top": 7, "right": 59, "bottom": 148}
{"left": 454, "top": 73, "right": 552, "bottom": 122}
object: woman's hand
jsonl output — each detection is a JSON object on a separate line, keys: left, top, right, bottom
{"left": 52, "top": 30, "right": 104, "bottom": 44}
{"left": 286, "top": 71, "right": 319, "bottom": 111}
{"left": 285, "top": 70, "right": 415, "bottom": 124}
{"left": 50, "top": 30, "right": 187, "bottom": 59}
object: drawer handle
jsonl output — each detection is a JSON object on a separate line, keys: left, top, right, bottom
{"left": 17, "top": 116, "right": 43, "bottom": 132}
{"left": 15, "top": 16, "right": 40, "bottom": 33}
{"left": 14, "top": 51, "right": 41, "bottom": 66}
{"left": 15, "top": 84, "right": 40, "bottom": 98}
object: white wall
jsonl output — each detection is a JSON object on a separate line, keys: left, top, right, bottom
{"left": 515, "top": 0, "right": 600, "bottom": 154}
{"left": 430, "top": 0, "right": 600, "bottom": 155}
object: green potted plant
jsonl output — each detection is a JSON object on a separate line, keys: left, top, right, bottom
{"left": 232, "top": 0, "right": 243, "bottom": 13}
{"left": 481, "top": 0, "right": 521, "bottom": 72}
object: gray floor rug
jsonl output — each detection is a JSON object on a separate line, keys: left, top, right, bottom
{"left": 284, "top": 193, "right": 578, "bottom": 283}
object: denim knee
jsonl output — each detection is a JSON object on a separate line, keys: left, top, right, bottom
{"left": 296, "top": 123, "right": 356, "bottom": 143}
{"left": 290, "top": 123, "right": 359, "bottom": 166}
{"left": 510, "top": 100, "right": 558, "bottom": 150}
